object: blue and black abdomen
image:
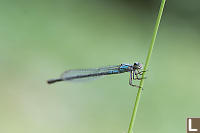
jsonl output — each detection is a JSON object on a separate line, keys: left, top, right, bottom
{"left": 47, "top": 64, "right": 132, "bottom": 84}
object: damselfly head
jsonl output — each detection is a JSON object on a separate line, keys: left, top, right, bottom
{"left": 133, "top": 62, "right": 143, "bottom": 69}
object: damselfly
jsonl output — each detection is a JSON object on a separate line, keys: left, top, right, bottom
{"left": 47, "top": 62, "right": 145, "bottom": 88}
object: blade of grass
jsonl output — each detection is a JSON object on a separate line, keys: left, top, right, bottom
{"left": 127, "top": 0, "right": 166, "bottom": 133}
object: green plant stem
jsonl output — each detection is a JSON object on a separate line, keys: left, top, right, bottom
{"left": 127, "top": 0, "right": 166, "bottom": 133}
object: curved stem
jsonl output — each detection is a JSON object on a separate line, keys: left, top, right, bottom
{"left": 127, "top": 0, "right": 166, "bottom": 133}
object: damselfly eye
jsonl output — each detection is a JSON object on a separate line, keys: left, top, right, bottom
{"left": 134, "top": 62, "right": 139, "bottom": 66}
{"left": 139, "top": 64, "right": 143, "bottom": 69}
{"left": 133, "top": 62, "right": 143, "bottom": 69}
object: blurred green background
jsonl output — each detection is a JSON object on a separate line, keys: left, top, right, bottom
{"left": 1, "top": 0, "right": 200, "bottom": 133}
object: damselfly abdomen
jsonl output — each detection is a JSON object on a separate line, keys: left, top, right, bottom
{"left": 47, "top": 62, "right": 144, "bottom": 88}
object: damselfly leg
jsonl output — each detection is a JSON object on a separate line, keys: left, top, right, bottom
{"left": 129, "top": 71, "right": 141, "bottom": 88}
{"left": 136, "top": 70, "right": 147, "bottom": 75}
